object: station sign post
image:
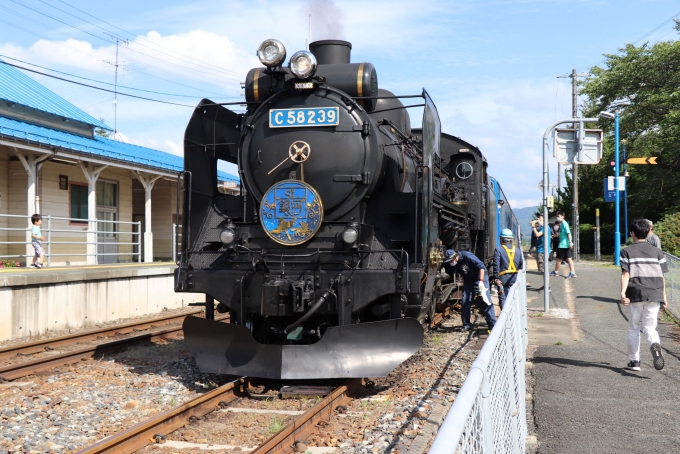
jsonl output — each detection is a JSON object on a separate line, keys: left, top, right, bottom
{"left": 541, "top": 117, "right": 600, "bottom": 312}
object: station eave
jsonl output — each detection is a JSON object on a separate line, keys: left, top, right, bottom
{"left": 0, "top": 116, "right": 239, "bottom": 183}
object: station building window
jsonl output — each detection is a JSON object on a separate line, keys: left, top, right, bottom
{"left": 96, "top": 180, "right": 118, "bottom": 238}
{"left": 70, "top": 183, "right": 88, "bottom": 223}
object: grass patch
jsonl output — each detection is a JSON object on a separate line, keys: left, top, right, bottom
{"left": 432, "top": 333, "right": 444, "bottom": 345}
{"left": 531, "top": 313, "right": 544, "bottom": 318}
{"left": 267, "top": 416, "right": 286, "bottom": 436}
{"left": 554, "top": 340, "right": 563, "bottom": 345}
{"left": 660, "top": 309, "right": 680, "bottom": 326}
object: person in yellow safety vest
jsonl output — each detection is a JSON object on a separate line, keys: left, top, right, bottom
{"left": 493, "top": 228, "right": 524, "bottom": 310}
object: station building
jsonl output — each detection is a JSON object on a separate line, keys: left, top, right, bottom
{"left": 0, "top": 59, "right": 238, "bottom": 341}
{"left": 0, "top": 60, "right": 238, "bottom": 264}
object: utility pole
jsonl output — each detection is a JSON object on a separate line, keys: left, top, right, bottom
{"left": 557, "top": 69, "right": 589, "bottom": 261}
{"left": 103, "top": 34, "right": 129, "bottom": 141}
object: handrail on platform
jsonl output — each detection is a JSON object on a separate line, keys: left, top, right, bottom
{"left": 0, "top": 213, "right": 142, "bottom": 266}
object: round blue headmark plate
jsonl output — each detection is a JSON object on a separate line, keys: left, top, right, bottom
{"left": 260, "top": 180, "right": 323, "bottom": 246}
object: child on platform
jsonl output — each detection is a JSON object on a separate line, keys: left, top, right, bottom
{"left": 30, "top": 214, "right": 45, "bottom": 269}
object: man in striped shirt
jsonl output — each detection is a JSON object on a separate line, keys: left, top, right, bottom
{"left": 620, "top": 219, "right": 668, "bottom": 371}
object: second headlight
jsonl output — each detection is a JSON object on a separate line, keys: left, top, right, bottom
{"left": 289, "top": 50, "right": 317, "bottom": 79}
{"left": 342, "top": 227, "right": 358, "bottom": 244}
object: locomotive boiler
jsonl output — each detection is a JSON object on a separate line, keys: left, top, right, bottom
{"left": 176, "top": 39, "right": 470, "bottom": 379}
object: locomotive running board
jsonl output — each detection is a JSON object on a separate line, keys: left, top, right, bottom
{"left": 182, "top": 316, "right": 424, "bottom": 379}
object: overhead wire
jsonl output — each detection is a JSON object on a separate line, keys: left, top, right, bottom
{"left": 0, "top": 59, "right": 198, "bottom": 108}
{"left": 0, "top": 54, "right": 241, "bottom": 99}
{"left": 9, "top": 0, "right": 243, "bottom": 83}
{"left": 40, "top": 0, "right": 246, "bottom": 78}
{"left": 14, "top": 0, "right": 245, "bottom": 80}
{"left": 581, "top": 8, "right": 680, "bottom": 71}
{"left": 0, "top": 11, "right": 236, "bottom": 97}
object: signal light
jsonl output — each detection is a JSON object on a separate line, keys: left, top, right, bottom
{"left": 609, "top": 160, "right": 616, "bottom": 167}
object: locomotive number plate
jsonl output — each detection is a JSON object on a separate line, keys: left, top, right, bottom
{"left": 269, "top": 107, "right": 339, "bottom": 128}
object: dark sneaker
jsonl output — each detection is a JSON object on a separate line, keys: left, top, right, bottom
{"left": 651, "top": 343, "right": 665, "bottom": 371}
{"left": 36, "top": 263, "right": 43, "bottom": 268}
{"left": 625, "top": 361, "right": 641, "bottom": 371}
{"left": 29, "top": 264, "right": 37, "bottom": 268}
{"left": 565, "top": 273, "right": 577, "bottom": 279}
{"left": 461, "top": 325, "right": 472, "bottom": 332}
{"left": 549, "top": 271, "right": 558, "bottom": 277}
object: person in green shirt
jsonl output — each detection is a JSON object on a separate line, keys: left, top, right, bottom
{"left": 550, "top": 210, "right": 576, "bottom": 279}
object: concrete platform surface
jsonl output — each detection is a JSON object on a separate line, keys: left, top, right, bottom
{"left": 0, "top": 262, "right": 177, "bottom": 287}
{"left": 526, "top": 262, "right": 680, "bottom": 454}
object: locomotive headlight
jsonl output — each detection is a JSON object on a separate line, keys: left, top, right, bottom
{"left": 220, "top": 228, "right": 236, "bottom": 245}
{"left": 289, "top": 51, "right": 317, "bottom": 79}
{"left": 258, "top": 39, "right": 286, "bottom": 67}
{"left": 342, "top": 227, "right": 358, "bottom": 244}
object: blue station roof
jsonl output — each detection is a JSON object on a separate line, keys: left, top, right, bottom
{"left": 0, "top": 116, "right": 239, "bottom": 183}
{"left": 0, "top": 59, "right": 110, "bottom": 130}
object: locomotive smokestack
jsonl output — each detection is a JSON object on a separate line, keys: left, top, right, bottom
{"left": 309, "top": 40, "right": 352, "bottom": 64}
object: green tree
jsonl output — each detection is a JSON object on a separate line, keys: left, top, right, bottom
{"left": 578, "top": 23, "right": 680, "bottom": 227}
{"left": 94, "top": 117, "right": 112, "bottom": 138}
{"left": 655, "top": 212, "right": 680, "bottom": 256}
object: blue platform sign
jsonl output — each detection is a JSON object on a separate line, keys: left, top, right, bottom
{"left": 604, "top": 178, "right": 616, "bottom": 202}
{"left": 260, "top": 180, "right": 323, "bottom": 245}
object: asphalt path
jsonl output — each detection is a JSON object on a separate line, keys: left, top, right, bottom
{"left": 527, "top": 262, "right": 680, "bottom": 454}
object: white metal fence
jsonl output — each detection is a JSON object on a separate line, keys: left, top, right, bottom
{"left": 0, "top": 213, "right": 141, "bottom": 266}
{"left": 430, "top": 268, "right": 528, "bottom": 454}
{"left": 665, "top": 252, "right": 680, "bottom": 320}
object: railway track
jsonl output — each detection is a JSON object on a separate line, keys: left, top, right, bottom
{"left": 0, "top": 311, "right": 228, "bottom": 381}
{"left": 78, "top": 377, "right": 363, "bottom": 454}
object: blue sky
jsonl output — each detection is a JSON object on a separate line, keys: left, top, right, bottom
{"left": 1, "top": 0, "right": 679, "bottom": 208}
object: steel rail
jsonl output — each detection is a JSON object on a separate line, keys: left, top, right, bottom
{"left": 0, "top": 314, "right": 229, "bottom": 381}
{"left": 77, "top": 378, "right": 248, "bottom": 454}
{"left": 0, "top": 310, "right": 204, "bottom": 360}
{"left": 77, "top": 378, "right": 363, "bottom": 454}
{"left": 253, "top": 378, "right": 364, "bottom": 454}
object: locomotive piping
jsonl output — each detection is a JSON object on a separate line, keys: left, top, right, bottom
{"left": 283, "top": 282, "right": 337, "bottom": 335}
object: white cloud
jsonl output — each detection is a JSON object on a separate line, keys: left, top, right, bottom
{"left": 164, "top": 139, "right": 183, "bottom": 156}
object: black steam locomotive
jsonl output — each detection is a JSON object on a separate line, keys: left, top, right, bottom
{"left": 175, "top": 39, "right": 519, "bottom": 379}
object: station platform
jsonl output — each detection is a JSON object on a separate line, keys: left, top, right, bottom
{"left": 525, "top": 261, "right": 680, "bottom": 453}
{"left": 0, "top": 263, "right": 200, "bottom": 342}
{"left": 0, "top": 262, "right": 175, "bottom": 285}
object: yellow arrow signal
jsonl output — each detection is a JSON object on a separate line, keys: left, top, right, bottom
{"left": 627, "top": 157, "right": 658, "bottom": 165}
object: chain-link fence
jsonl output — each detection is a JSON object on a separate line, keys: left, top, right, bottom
{"left": 665, "top": 252, "right": 680, "bottom": 320}
{"left": 430, "top": 269, "right": 528, "bottom": 454}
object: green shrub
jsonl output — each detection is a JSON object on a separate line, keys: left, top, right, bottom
{"left": 579, "top": 223, "right": 616, "bottom": 255}
{"left": 655, "top": 212, "right": 680, "bottom": 256}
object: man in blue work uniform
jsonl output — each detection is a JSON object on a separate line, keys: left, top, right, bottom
{"left": 443, "top": 249, "right": 496, "bottom": 331}
{"left": 493, "top": 229, "right": 524, "bottom": 309}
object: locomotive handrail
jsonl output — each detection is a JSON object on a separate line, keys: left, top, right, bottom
{"left": 352, "top": 94, "right": 424, "bottom": 100}
{"left": 371, "top": 103, "right": 425, "bottom": 114}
